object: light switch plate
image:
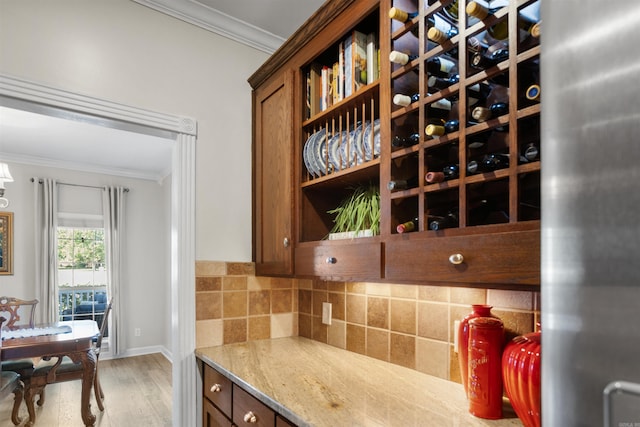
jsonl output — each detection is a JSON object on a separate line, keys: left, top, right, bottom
{"left": 322, "top": 302, "right": 332, "bottom": 325}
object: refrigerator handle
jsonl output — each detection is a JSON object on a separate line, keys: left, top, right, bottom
{"left": 603, "top": 380, "right": 640, "bottom": 427}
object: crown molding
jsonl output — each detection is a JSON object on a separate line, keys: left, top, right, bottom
{"left": 131, "top": 0, "right": 285, "bottom": 54}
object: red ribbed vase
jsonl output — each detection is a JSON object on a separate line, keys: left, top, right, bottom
{"left": 502, "top": 329, "right": 541, "bottom": 427}
{"left": 458, "top": 305, "right": 497, "bottom": 396}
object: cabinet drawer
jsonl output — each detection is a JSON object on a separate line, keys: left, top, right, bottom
{"left": 295, "top": 242, "right": 382, "bottom": 280}
{"left": 276, "top": 415, "right": 296, "bottom": 427}
{"left": 233, "top": 385, "right": 275, "bottom": 427}
{"left": 203, "top": 364, "right": 232, "bottom": 417}
{"left": 385, "top": 230, "right": 540, "bottom": 285}
{"left": 203, "top": 398, "right": 233, "bottom": 427}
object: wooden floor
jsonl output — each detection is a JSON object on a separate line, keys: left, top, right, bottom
{"left": 0, "top": 353, "right": 172, "bottom": 427}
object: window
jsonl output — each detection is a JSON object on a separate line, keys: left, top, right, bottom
{"left": 57, "top": 227, "right": 108, "bottom": 325}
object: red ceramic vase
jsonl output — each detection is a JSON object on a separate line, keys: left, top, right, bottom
{"left": 502, "top": 329, "right": 541, "bottom": 427}
{"left": 468, "top": 317, "right": 505, "bottom": 419}
{"left": 458, "top": 305, "right": 497, "bottom": 395}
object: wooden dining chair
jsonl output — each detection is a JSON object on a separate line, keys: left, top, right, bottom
{"left": 0, "top": 316, "right": 24, "bottom": 426}
{"left": 25, "top": 300, "right": 113, "bottom": 418}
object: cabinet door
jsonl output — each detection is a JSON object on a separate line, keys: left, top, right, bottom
{"left": 276, "top": 415, "right": 296, "bottom": 427}
{"left": 254, "top": 70, "right": 295, "bottom": 276}
{"left": 232, "top": 385, "right": 276, "bottom": 427}
{"left": 203, "top": 364, "right": 232, "bottom": 417}
{"left": 385, "top": 230, "right": 540, "bottom": 286}
{"left": 203, "top": 398, "right": 233, "bottom": 427}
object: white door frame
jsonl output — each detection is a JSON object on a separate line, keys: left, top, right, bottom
{"left": 0, "top": 74, "right": 197, "bottom": 427}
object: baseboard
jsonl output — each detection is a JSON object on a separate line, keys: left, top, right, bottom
{"left": 100, "top": 345, "right": 172, "bottom": 362}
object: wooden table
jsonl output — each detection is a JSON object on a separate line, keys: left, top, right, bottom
{"left": 1, "top": 320, "right": 100, "bottom": 426}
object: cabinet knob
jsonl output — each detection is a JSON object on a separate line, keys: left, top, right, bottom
{"left": 283, "top": 237, "right": 290, "bottom": 248}
{"left": 243, "top": 411, "right": 257, "bottom": 423}
{"left": 326, "top": 257, "right": 337, "bottom": 264}
{"left": 209, "top": 383, "right": 221, "bottom": 393}
{"left": 449, "top": 253, "right": 464, "bottom": 265}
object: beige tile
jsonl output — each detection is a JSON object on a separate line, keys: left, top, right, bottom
{"left": 417, "top": 302, "right": 448, "bottom": 341}
{"left": 248, "top": 316, "right": 270, "bottom": 341}
{"left": 271, "top": 313, "right": 295, "bottom": 338}
{"left": 313, "top": 280, "right": 328, "bottom": 291}
{"left": 196, "top": 319, "right": 223, "bottom": 348}
{"left": 296, "top": 279, "right": 313, "bottom": 290}
{"left": 328, "top": 292, "right": 346, "bottom": 321}
{"left": 248, "top": 275, "right": 271, "bottom": 291}
{"left": 196, "top": 292, "right": 221, "bottom": 320}
{"left": 272, "top": 277, "right": 294, "bottom": 289}
{"left": 493, "top": 309, "right": 534, "bottom": 340}
{"left": 196, "top": 277, "right": 222, "bottom": 292}
{"left": 390, "top": 333, "right": 415, "bottom": 369}
{"left": 450, "top": 287, "right": 486, "bottom": 305}
{"left": 390, "top": 284, "right": 418, "bottom": 299}
{"left": 227, "top": 262, "right": 254, "bottom": 275}
{"left": 366, "top": 283, "right": 390, "bottom": 296}
{"left": 248, "top": 290, "right": 270, "bottom": 315}
{"left": 272, "top": 289, "right": 293, "bottom": 313}
{"left": 222, "top": 276, "right": 247, "bottom": 291}
{"left": 367, "top": 297, "right": 389, "bottom": 329}
{"left": 487, "top": 289, "right": 534, "bottom": 310}
{"left": 326, "top": 281, "right": 346, "bottom": 293}
{"left": 299, "top": 290, "right": 312, "bottom": 314}
{"left": 366, "top": 328, "right": 389, "bottom": 362}
{"left": 299, "top": 314, "right": 312, "bottom": 339}
{"left": 416, "top": 338, "right": 449, "bottom": 380}
{"left": 346, "top": 282, "right": 366, "bottom": 294}
{"left": 223, "top": 291, "right": 247, "bottom": 318}
{"left": 418, "top": 285, "right": 449, "bottom": 302}
{"left": 223, "top": 319, "right": 246, "bottom": 344}
{"left": 346, "top": 294, "right": 366, "bottom": 325}
{"left": 449, "top": 344, "right": 462, "bottom": 384}
{"left": 195, "top": 261, "right": 226, "bottom": 276}
{"left": 390, "top": 299, "right": 416, "bottom": 334}
{"left": 346, "top": 324, "right": 366, "bottom": 355}
{"left": 327, "top": 319, "right": 346, "bottom": 349}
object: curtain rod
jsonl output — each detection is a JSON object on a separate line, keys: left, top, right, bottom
{"left": 30, "top": 178, "right": 129, "bottom": 192}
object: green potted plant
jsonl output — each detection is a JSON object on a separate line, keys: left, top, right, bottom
{"left": 327, "top": 183, "right": 380, "bottom": 240}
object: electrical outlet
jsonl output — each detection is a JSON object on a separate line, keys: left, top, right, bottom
{"left": 135, "top": 328, "right": 141, "bottom": 337}
{"left": 322, "top": 302, "right": 332, "bottom": 325}
{"left": 453, "top": 320, "right": 460, "bottom": 353}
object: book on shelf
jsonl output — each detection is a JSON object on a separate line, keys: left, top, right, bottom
{"left": 321, "top": 65, "right": 333, "bottom": 111}
{"left": 344, "top": 30, "right": 368, "bottom": 97}
{"left": 308, "top": 63, "right": 322, "bottom": 117}
{"left": 366, "top": 32, "right": 379, "bottom": 84}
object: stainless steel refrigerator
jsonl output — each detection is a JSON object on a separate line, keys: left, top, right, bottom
{"left": 541, "top": 1, "right": 640, "bottom": 425}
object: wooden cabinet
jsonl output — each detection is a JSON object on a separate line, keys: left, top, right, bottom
{"left": 200, "top": 362, "right": 297, "bottom": 427}
{"left": 250, "top": 0, "right": 541, "bottom": 290}
{"left": 253, "top": 71, "right": 295, "bottom": 276}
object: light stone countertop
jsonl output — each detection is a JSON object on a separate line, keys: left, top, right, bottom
{"left": 196, "top": 337, "right": 523, "bottom": 427}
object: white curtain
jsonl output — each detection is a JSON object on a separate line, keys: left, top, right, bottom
{"left": 33, "top": 178, "right": 58, "bottom": 323}
{"left": 103, "top": 186, "right": 126, "bottom": 356}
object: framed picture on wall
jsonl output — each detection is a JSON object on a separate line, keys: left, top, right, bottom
{"left": 0, "top": 211, "right": 13, "bottom": 275}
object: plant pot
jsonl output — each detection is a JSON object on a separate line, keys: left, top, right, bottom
{"left": 502, "top": 328, "right": 541, "bottom": 427}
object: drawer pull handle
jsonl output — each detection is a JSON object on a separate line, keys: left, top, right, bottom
{"left": 243, "top": 411, "right": 257, "bottom": 423}
{"left": 326, "top": 257, "right": 337, "bottom": 264}
{"left": 449, "top": 253, "right": 464, "bottom": 265}
{"left": 283, "top": 237, "right": 290, "bottom": 248}
{"left": 210, "top": 383, "right": 221, "bottom": 393}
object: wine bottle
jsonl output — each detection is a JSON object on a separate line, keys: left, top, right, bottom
{"left": 426, "top": 98, "right": 453, "bottom": 120}
{"left": 388, "top": 175, "right": 420, "bottom": 191}
{"left": 425, "top": 164, "right": 460, "bottom": 183}
{"left": 470, "top": 46, "right": 508, "bottom": 69}
{"left": 428, "top": 74, "right": 459, "bottom": 91}
{"left": 525, "top": 84, "right": 540, "bottom": 102}
{"left": 425, "top": 119, "right": 459, "bottom": 137}
{"left": 389, "top": 7, "right": 418, "bottom": 23}
{"left": 466, "top": 1, "right": 509, "bottom": 40}
{"left": 393, "top": 92, "right": 420, "bottom": 107}
{"left": 427, "top": 14, "right": 459, "bottom": 45}
{"left": 467, "top": 153, "right": 510, "bottom": 174}
{"left": 397, "top": 217, "right": 419, "bottom": 233}
{"left": 389, "top": 50, "right": 418, "bottom": 65}
{"left": 429, "top": 211, "right": 459, "bottom": 230}
{"left": 426, "top": 56, "right": 456, "bottom": 78}
{"left": 520, "top": 142, "right": 539, "bottom": 162}
{"left": 472, "top": 102, "right": 509, "bottom": 122}
{"left": 467, "top": 81, "right": 492, "bottom": 107}
{"left": 392, "top": 133, "right": 420, "bottom": 147}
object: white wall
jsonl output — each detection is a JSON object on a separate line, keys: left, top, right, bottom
{"left": 0, "top": 0, "right": 269, "bottom": 262}
{"left": 1, "top": 162, "right": 169, "bottom": 354}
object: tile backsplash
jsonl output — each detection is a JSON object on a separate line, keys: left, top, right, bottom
{"left": 195, "top": 261, "right": 540, "bottom": 384}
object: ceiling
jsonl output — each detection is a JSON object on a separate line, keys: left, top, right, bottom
{"left": 0, "top": 0, "right": 325, "bottom": 181}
